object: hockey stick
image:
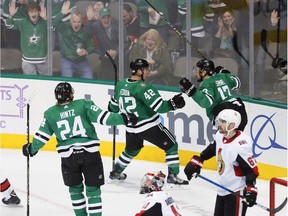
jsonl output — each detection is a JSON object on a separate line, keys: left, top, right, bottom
{"left": 26, "top": 102, "right": 30, "bottom": 216}
{"left": 144, "top": 0, "right": 206, "bottom": 59}
{"left": 260, "top": 29, "right": 275, "bottom": 60}
{"left": 105, "top": 51, "right": 118, "bottom": 170}
{"left": 232, "top": 35, "right": 249, "bottom": 66}
{"left": 25, "top": 89, "right": 39, "bottom": 216}
{"left": 198, "top": 174, "right": 288, "bottom": 214}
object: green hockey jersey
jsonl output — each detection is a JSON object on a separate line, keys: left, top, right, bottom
{"left": 31, "top": 99, "right": 126, "bottom": 158}
{"left": 192, "top": 73, "right": 241, "bottom": 121}
{"left": 5, "top": 17, "right": 47, "bottom": 63}
{"left": 109, "top": 79, "right": 173, "bottom": 133}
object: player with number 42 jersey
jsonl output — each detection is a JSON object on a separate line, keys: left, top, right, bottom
{"left": 108, "top": 58, "right": 188, "bottom": 185}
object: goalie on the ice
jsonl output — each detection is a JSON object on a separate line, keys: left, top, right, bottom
{"left": 135, "top": 171, "right": 182, "bottom": 216}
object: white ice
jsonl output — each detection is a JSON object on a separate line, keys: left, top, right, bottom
{"left": 0, "top": 149, "right": 280, "bottom": 216}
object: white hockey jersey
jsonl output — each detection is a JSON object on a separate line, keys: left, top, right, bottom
{"left": 136, "top": 190, "right": 182, "bottom": 216}
{"left": 214, "top": 130, "right": 258, "bottom": 196}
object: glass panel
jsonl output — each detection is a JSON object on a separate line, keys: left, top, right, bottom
{"left": 0, "top": 0, "right": 286, "bottom": 103}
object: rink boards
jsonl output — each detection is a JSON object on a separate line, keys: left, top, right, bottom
{"left": 0, "top": 75, "right": 287, "bottom": 180}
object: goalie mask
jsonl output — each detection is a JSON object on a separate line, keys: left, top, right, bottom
{"left": 139, "top": 171, "right": 166, "bottom": 194}
{"left": 54, "top": 82, "right": 74, "bottom": 104}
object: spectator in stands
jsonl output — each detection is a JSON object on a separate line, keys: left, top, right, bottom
{"left": 82, "top": 1, "right": 105, "bottom": 49}
{"left": 85, "top": 7, "right": 131, "bottom": 80}
{"left": 5, "top": 2, "right": 51, "bottom": 75}
{"left": 2, "top": 0, "right": 31, "bottom": 49}
{"left": 53, "top": 2, "right": 95, "bottom": 79}
{"left": 123, "top": 3, "right": 140, "bottom": 47}
{"left": 235, "top": 0, "right": 286, "bottom": 97}
{"left": 2, "top": 0, "right": 29, "bottom": 20}
{"left": 129, "top": 29, "right": 173, "bottom": 85}
{"left": 44, "top": 0, "right": 76, "bottom": 50}
{"left": 83, "top": 0, "right": 105, "bottom": 23}
{"left": 178, "top": 0, "right": 214, "bottom": 54}
{"left": 213, "top": 8, "right": 237, "bottom": 58}
{"left": 137, "top": 0, "right": 170, "bottom": 45}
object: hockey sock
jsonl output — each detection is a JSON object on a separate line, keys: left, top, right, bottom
{"left": 115, "top": 149, "right": 140, "bottom": 173}
{"left": 69, "top": 183, "right": 87, "bottom": 216}
{"left": 165, "top": 144, "right": 180, "bottom": 174}
{"left": 86, "top": 186, "right": 102, "bottom": 216}
{"left": 0, "top": 178, "right": 13, "bottom": 199}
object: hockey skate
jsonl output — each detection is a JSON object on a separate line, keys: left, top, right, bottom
{"left": 2, "top": 190, "right": 21, "bottom": 206}
{"left": 167, "top": 174, "right": 189, "bottom": 186}
{"left": 107, "top": 170, "right": 127, "bottom": 183}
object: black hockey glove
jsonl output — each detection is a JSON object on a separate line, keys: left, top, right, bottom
{"left": 244, "top": 186, "right": 258, "bottom": 207}
{"left": 214, "top": 66, "right": 231, "bottom": 74}
{"left": 179, "top": 77, "right": 196, "bottom": 97}
{"left": 122, "top": 113, "right": 138, "bottom": 126}
{"left": 22, "top": 143, "right": 38, "bottom": 157}
{"left": 169, "top": 94, "right": 186, "bottom": 110}
{"left": 184, "top": 155, "right": 204, "bottom": 180}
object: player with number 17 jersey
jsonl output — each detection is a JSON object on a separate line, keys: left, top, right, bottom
{"left": 192, "top": 72, "right": 241, "bottom": 122}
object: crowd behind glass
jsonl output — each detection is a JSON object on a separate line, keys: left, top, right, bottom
{"left": 0, "top": 0, "right": 287, "bottom": 103}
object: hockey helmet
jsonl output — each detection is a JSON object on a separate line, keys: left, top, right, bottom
{"left": 54, "top": 82, "right": 74, "bottom": 103}
{"left": 130, "top": 58, "right": 149, "bottom": 74}
{"left": 139, "top": 171, "right": 166, "bottom": 194}
{"left": 216, "top": 109, "right": 241, "bottom": 132}
{"left": 196, "top": 59, "right": 215, "bottom": 75}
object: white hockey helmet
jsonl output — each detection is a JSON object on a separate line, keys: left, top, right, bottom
{"left": 216, "top": 109, "right": 241, "bottom": 133}
{"left": 139, "top": 171, "right": 166, "bottom": 194}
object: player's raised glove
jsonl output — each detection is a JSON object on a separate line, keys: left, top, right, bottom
{"left": 244, "top": 186, "right": 258, "bottom": 207}
{"left": 184, "top": 155, "right": 204, "bottom": 180}
{"left": 22, "top": 143, "right": 38, "bottom": 157}
{"left": 179, "top": 77, "right": 196, "bottom": 97}
{"left": 122, "top": 113, "right": 138, "bottom": 126}
{"left": 169, "top": 94, "right": 186, "bottom": 110}
{"left": 214, "top": 66, "right": 231, "bottom": 74}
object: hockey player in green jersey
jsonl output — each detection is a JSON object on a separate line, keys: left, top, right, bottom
{"left": 22, "top": 82, "right": 137, "bottom": 216}
{"left": 179, "top": 59, "right": 249, "bottom": 183}
{"left": 108, "top": 58, "right": 189, "bottom": 185}
{"left": 179, "top": 58, "right": 247, "bottom": 131}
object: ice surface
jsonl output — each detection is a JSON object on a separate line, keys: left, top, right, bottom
{"left": 0, "top": 149, "right": 275, "bottom": 215}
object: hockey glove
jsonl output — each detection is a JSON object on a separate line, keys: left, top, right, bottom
{"left": 214, "top": 66, "right": 231, "bottom": 74}
{"left": 169, "top": 94, "right": 186, "bottom": 110}
{"left": 179, "top": 77, "right": 196, "bottom": 97}
{"left": 122, "top": 113, "right": 138, "bottom": 126}
{"left": 22, "top": 143, "right": 38, "bottom": 157}
{"left": 244, "top": 186, "right": 258, "bottom": 207}
{"left": 184, "top": 155, "right": 204, "bottom": 180}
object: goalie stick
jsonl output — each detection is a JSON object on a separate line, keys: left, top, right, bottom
{"left": 105, "top": 51, "right": 118, "bottom": 170}
{"left": 198, "top": 174, "right": 288, "bottom": 214}
{"left": 144, "top": 0, "right": 206, "bottom": 59}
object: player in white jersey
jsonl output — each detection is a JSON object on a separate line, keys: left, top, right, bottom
{"left": 136, "top": 171, "right": 182, "bottom": 216}
{"left": 0, "top": 176, "right": 21, "bottom": 206}
{"left": 184, "top": 109, "right": 259, "bottom": 216}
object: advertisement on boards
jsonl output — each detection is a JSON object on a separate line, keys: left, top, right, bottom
{"left": 0, "top": 77, "right": 287, "bottom": 177}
